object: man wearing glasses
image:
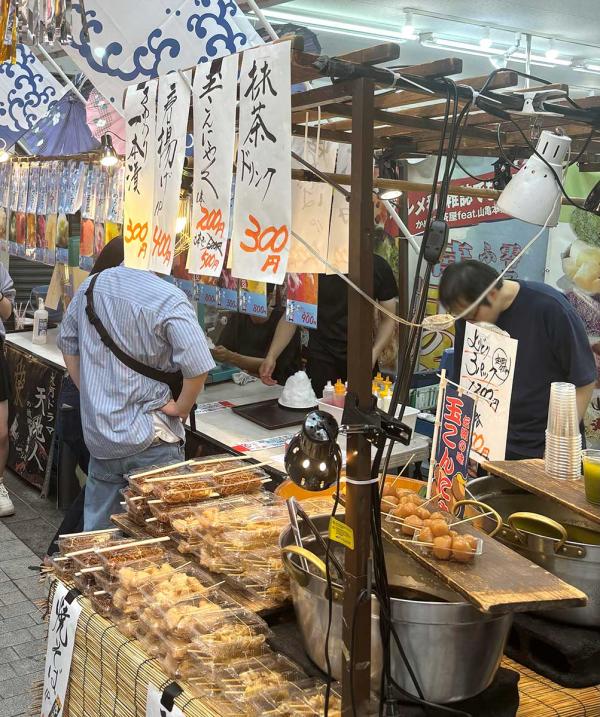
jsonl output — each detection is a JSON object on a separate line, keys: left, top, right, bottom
{"left": 439, "top": 259, "right": 596, "bottom": 460}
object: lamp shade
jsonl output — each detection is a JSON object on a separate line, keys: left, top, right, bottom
{"left": 284, "top": 411, "right": 343, "bottom": 492}
{"left": 496, "top": 131, "right": 571, "bottom": 227}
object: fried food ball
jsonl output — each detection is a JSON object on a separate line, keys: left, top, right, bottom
{"left": 416, "top": 507, "right": 431, "bottom": 521}
{"left": 402, "top": 514, "right": 423, "bottom": 536}
{"left": 422, "top": 519, "right": 432, "bottom": 529}
{"left": 382, "top": 484, "right": 397, "bottom": 497}
{"left": 418, "top": 527, "right": 433, "bottom": 545}
{"left": 381, "top": 495, "right": 399, "bottom": 512}
{"left": 452, "top": 536, "right": 475, "bottom": 563}
{"left": 430, "top": 519, "right": 450, "bottom": 538}
{"left": 464, "top": 534, "right": 479, "bottom": 551}
{"left": 432, "top": 535, "right": 453, "bottom": 560}
{"left": 393, "top": 502, "right": 416, "bottom": 520}
{"left": 406, "top": 493, "right": 425, "bottom": 505}
{"left": 430, "top": 512, "right": 447, "bottom": 522}
{"left": 449, "top": 530, "right": 458, "bottom": 538}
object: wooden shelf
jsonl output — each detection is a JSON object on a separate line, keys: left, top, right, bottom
{"left": 381, "top": 519, "right": 587, "bottom": 614}
{"left": 484, "top": 459, "right": 600, "bottom": 527}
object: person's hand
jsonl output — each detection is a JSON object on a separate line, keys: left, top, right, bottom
{"left": 259, "top": 356, "right": 278, "bottom": 385}
{"left": 211, "top": 345, "right": 234, "bottom": 363}
{"left": 160, "top": 399, "right": 187, "bottom": 420}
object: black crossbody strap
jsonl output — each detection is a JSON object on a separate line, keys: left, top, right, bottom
{"left": 84, "top": 274, "right": 183, "bottom": 399}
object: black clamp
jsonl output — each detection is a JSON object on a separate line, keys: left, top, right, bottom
{"left": 160, "top": 682, "right": 183, "bottom": 712}
{"left": 341, "top": 391, "right": 412, "bottom": 446}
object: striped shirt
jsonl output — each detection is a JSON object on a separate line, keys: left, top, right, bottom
{"left": 0, "top": 262, "right": 16, "bottom": 337}
{"left": 58, "top": 266, "right": 215, "bottom": 459}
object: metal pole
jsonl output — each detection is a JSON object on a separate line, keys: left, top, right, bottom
{"left": 342, "top": 75, "right": 374, "bottom": 716}
{"left": 244, "top": 0, "right": 279, "bottom": 41}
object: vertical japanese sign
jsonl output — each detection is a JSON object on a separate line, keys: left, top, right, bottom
{"left": 41, "top": 583, "right": 82, "bottom": 717}
{"left": 231, "top": 41, "right": 291, "bottom": 284}
{"left": 428, "top": 378, "right": 476, "bottom": 514}
{"left": 123, "top": 78, "right": 158, "bottom": 269}
{"left": 459, "top": 322, "right": 518, "bottom": 461}
{"left": 288, "top": 137, "right": 337, "bottom": 273}
{"left": 149, "top": 71, "right": 191, "bottom": 275}
{"left": 187, "top": 55, "right": 237, "bottom": 277}
{"left": 286, "top": 273, "right": 319, "bottom": 328}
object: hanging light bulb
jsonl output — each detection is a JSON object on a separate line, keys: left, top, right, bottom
{"left": 0, "top": 139, "right": 10, "bottom": 163}
{"left": 99, "top": 134, "right": 118, "bottom": 167}
{"left": 479, "top": 27, "right": 493, "bottom": 50}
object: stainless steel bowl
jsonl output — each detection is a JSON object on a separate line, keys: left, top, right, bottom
{"left": 280, "top": 516, "right": 512, "bottom": 703}
{"left": 469, "top": 474, "right": 600, "bottom": 627}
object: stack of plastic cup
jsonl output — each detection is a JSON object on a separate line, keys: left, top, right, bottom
{"left": 544, "top": 382, "right": 582, "bottom": 480}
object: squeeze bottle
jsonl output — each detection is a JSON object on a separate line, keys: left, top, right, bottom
{"left": 32, "top": 298, "right": 48, "bottom": 345}
{"left": 322, "top": 381, "right": 334, "bottom": 404}
{"left": 332, "top": 379, "right": 346, "bottom": 408}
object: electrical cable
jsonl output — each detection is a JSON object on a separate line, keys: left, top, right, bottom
{"left": 496, "top": 122, "right": 521, "bottom": 169}
{"left": 569, "top": 127, "right": 596, "bottom": 166}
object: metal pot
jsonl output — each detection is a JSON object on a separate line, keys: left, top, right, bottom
{"left": 469, "top": 474, "right": 600, "bottom": 627}
{"left": 280, "top": 516, "right": 513, "bottom": 704}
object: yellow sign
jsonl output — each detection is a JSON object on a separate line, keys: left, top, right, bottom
{"left": 328, "top": 516, "right": 354, "bottom": 550}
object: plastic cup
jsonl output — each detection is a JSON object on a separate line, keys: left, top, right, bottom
{"left": 547, "top": 382, "right": 579, "bottom": 437}
{"left": 583, "top": 449, "right": 600, "bottom": 505}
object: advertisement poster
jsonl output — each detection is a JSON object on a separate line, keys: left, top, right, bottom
{"left": 239, "top": 280, "right": 267, "bottom": 318}
{"left": 545, "top": 166, "right": 600, "bottom": 447}
{"left": 459, "top": 322, "right": 518, "bottom": 462}
{"left": 408, "top": 157, "right": 550, "bottom": 372}
{"left": 217, "top": 267, "right": 238, "bottom": 312}
{"left": 428, "top": 381, "right": 476, "bottom": 514}
{"left": 286, "top": 272, "right": 318, "bottom": 329}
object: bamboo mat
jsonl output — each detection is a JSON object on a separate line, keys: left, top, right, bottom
{"left": 504, "top": 657, "right": 600, "bottom": 717}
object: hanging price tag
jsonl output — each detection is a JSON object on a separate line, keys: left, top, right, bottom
{"left": 41, "top": 584, "right": 82, "bottom": 717}
{"left": 146, "top": 683, "right": 185, "bottom": 717}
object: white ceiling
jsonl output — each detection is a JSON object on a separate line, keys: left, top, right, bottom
{"left": 269, "top": 0, "right": 600, "bottom": 93}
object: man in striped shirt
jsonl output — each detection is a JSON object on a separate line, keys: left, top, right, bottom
{"left": 58, "top": 266, "right": 215, "bottom": 530}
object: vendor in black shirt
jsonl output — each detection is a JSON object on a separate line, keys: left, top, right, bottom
{"left": 439, "top": 260, "right": 596, "bottom": 460}
{"left": 211, "top": 290, "right": 301, "bottom": 384}
{"left": 259, "top": 254, "right": 399, "bottom": 396}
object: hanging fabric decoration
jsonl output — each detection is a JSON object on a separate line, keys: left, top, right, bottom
{"left": 231, "top": 41, "right": 292, "bottom": 284}
{"left": 65, "top": 0, "right": 262, "bottom": 108}
{"left": 187, "top": 54, "right": 237, "bottom": 278}
{"left": 288, "top": 137, "right": 337, "bottom": 273}
{"left": 148, "top": 70, "right": 190, "bottom": 275}
{"left": 122, "top": 78, "right": 157, "bottom": 269}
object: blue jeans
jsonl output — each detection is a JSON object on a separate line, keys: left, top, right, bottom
{"left": 84, "top": 441, "right": 184, "bottom": 530}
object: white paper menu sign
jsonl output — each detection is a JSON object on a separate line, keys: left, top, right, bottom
{"left": 40, "top": 583, "right": 82, "bottom": 717}
{"left": 123, "top": 78, "right": 158, "bottom": 270}
{"left": 187, "top": 55, "right": 238, "bottom": 277}
{"left": 459, "top": 322, "right": 518, "bottom": 461}
{"left": 231, "top": 41, "right": 292, "bottom": 285}
{"left": 327, "top": 143, "right": 351, "bottom": 274}
{"left": 288, "top": 137, "right": 337, "bottom": 273}
{"left": 146, "top": 684, "right": 186, "bottom": 717}
{"left": 148, "top": 71, "right": 191, "bottom": 275}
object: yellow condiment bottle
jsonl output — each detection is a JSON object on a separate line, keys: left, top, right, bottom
{"left": 333, "top": 379, "right": 346, "bottom": 408}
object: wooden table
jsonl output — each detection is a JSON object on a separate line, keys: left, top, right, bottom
{"left": 484, "top": 459, "right": 600, "bottom": 526}
{"left": 381, "top": 518, "right": 587, "bottom": 614}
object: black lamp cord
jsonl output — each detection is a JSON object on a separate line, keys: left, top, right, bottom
{"left": 323, "top": 470, "right": 342, "bottom": 717}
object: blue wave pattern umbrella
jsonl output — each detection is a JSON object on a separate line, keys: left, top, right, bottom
{"left": 19, "top": 90, "right": 100, "bottom": 156}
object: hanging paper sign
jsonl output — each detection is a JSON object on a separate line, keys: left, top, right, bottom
{"left": 0, "top": 162, "right": 11, "bottom": 209}
{"left": 288, "top": 138, "right": 337, "bottom": 273}
{"left": 17, "top": 163, "right": 28, "bottom": 213}
{"left": 9, "top": 163, "right": 20, "bottom": 212}
{"left": 123, "top": 78, "right": 158, "bottom": 269}
{"left": 428, "top": 379, "right": 476, "bottom": 514}
{"left": 286, "top": 273, "right": 319, "bottom": 328}
{"left": 187, "top": 55, "right": 237, "bottom": 277}
{"left": 66, "top": 162, "right": 87, "bottom": 215}
{"left": 37, "top": 164, "right": 48, "bottom": 215}
{"left": 231, "top": 41, "right": 292, "bottom": 284}
{"left": 106, "top": 165, "right": 125, "bottom": 223}
{"left": 239, "top": 280, "right": 267, "bottom": 317}
{"left": 148, "top": 71, "right": 191, "bottom": 275}
{"left": 40, "top": 584, "right": 82, "bottom": 717}
{"left": 327, "top": 144, "right": 351, "bottom": 274}
{"left": 0, "top": 207, "right": 8, "bottom": 254}
{"left": 81, "top": 164, "right": 98, "bottom": 219}
{"left": 57, "top": 163, "right": 71, "bottom": 215}
{"left": 146, "top": 683, "right": 185, "bottom": 717}
{"left": 26, "top": 163, "right": 40, "bottom": 214}
{"left": 47, "top": 162, "right": 61, "bottom": 216}
{"left": 459, "top": 322, "right": 518, "bottom": 462}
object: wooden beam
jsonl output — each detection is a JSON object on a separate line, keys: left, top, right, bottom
{"left": 291, "top": 42, "right": 401, "bottom": 84}
{"left": 291, "top": 81, "right": 355, "bottom": 112}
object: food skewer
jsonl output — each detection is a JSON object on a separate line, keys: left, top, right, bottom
{"left": 130, "top": 453, "right": 273, "bottom": 480}
{"left": 95, "top": 536, "right": 170, "bottom": 553}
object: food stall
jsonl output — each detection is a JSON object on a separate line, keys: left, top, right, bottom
{"left": 32, "top": 30, "right": 600, "bottom": 717}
